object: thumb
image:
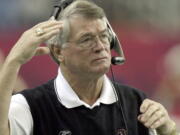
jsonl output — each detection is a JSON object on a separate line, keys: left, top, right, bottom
{"left": 35, "top": 47, "right": 50, "bottom": 56}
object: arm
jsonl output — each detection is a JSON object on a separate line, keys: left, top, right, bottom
{"left": 0, "top": 19, "right": 62, "bottom": 135}
{"left": 138, "top": 99, "right": 179, "bottom": 135}
{"left": 13, "top": 76, "right": 27, "bottom": 93}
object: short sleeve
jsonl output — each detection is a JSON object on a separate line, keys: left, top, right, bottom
{"left": 9, "top": 94, "right": 33, "bottom": 135}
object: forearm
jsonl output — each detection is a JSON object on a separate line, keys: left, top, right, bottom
{"left": 0, "top": 58, "right": 21, "bottom": 135}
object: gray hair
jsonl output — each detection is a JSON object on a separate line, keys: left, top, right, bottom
{"left": 46, "top": 0, "right": 106, "bottom": 64}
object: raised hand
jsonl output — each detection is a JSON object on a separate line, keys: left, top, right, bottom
{"left": 7, "top": 19, "right": 62, "bottom": 65}
{"left": 0, "top": 19, "right": 63, "bottom": 135}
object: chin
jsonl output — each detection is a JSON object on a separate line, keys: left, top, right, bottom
{"left": 91, "top": 64, "right": 110, "bottom": 75}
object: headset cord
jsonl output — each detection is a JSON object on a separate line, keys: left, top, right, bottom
{"left": 110, "top": 65, "right": 129, "bottom": 135}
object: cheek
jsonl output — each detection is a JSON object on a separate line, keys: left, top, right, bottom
{"left": 106, "top": 48, "right": 112, "bottom": 59}
{"left": 108, "top": 49, "right": 111, "bottom": 57}
{"left": 64, "top": 51, "right": 86, "bottom": 66}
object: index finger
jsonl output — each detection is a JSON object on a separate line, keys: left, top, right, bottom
{"left": 140, "top": 99, "right": 154, "bottom": 113}
{"left": 34, "top": 19, "right": 63, "bottom": 30}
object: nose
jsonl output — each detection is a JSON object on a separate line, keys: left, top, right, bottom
{"left": 92, "top": 37, "right": 106, "bottom": 52}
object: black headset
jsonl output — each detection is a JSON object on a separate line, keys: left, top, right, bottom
{"left": 51, "top": 0, "right": 125, "bottom": 65}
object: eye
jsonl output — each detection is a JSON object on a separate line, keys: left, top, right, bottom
{"left": 79, "top": 36, "right": 93, "bottom": 44}
{"left": 103, "top": 34, "right": 108, "bottom": 38}
{"left": 100, "top": 33, "right": 110, "bottom": 42}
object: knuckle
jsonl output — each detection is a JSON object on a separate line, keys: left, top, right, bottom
{"left": 38, "top": 22, "right": 44, "bottom": 26}
{"left": 150, "top": 105, "right": 157, "bottom": 111}
{"left": 157, "top": 111, "right": 161, "bottom": 116}
{"left": 140, "top": 115, "right": 146, "bottom": 122}
{"left": 23, "top": 30, "right": 30, "bottom": 36}
{"left": 145, "top": 113, "right": 150, "bottom": 118}
{"left": 154, "top": 121, "right": 159, "bottom": 127}
{"left": 155, "top": 112, "right": 159, "bottom": 118}
{"left": 158, "top": 118, "right": 163, "bottom": 123}
{"left": 145, "top": 111, "right": 152, "bottom": 117}
{"left": 145, "top": 122, "right": 150, "bottom": 127}
{"left": 156, "top": 102, "right": 162, "bottom": 107}
{"left": 144, "top": 99, "right": 154, "bottom": 105}
{"left": 144, "top": 98, "right": 150, "bottom": 103}
{"left": 39, "top": 36, "right": 46, "bottom": 42}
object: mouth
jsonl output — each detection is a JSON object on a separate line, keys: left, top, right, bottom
{"left": 93, "top": 57, "right": 108, "bottom": 62}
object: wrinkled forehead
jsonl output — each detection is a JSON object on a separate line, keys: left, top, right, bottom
{"left": 68, "top": 15, "right": 107, "bottom": 40}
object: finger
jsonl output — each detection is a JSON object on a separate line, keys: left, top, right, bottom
{"left": 43, "top": 20, "right": 63, "bottom": 29}
{"left": 35, "top": 47, "right": 50, "bottom": 56}
{"left": 140, "top": 99, "right": 154, "bottom": 113}
{"left": 34, "top": 20, "right": 63, "bottom": 30}
{"left": 140, "top": 104, "right": 160, "bottom": 122}
{"left": 43, "top": 24, "right": 63, "bottom": 34}
{"left": 39, "top": 28, "right": 60, "bottom": 42}
{"left": 49, "top": 16, "right": 55, "bottom": 20}
{"left": 144, "top": 110, "right": 164, "bottom": 128}
{"left": 32, "top": 21, "right": 62, "bottom": 43}
{"left": 150, "top": 116, "right": 166, "bottom": 129}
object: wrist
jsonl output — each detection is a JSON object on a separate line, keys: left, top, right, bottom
{"left": 157, "top": 120, "right": 178, "bottom": 135}
{"left": 5, "top": 55, "right": 23, "bottom": 68}
{"left": 168, "top": 122, "right": 178, "bottom": 135}
{"left": 1, "top": 57, "right": 22, "bottom": 74}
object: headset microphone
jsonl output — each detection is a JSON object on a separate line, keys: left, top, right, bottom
{"left": 105, "top": 18, "right": 125, "bottom": 65}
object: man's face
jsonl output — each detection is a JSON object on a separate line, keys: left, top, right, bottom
{"left": 60, "top": 16, "right": 111, "bottom": 78}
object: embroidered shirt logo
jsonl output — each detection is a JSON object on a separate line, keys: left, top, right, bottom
{"left": 116, "top": 129, "right": 127, "bottom": 135}
{"left": 59, "top": 130, "right": 72, "bottom": 135}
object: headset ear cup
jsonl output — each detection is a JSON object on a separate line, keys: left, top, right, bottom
{"left": 48, "top": 45, "right": 63, "bottom": 65}
{"left": 107, "top": 27, "right": 115, "bottom": 49}
{"left": 49, "top": 50, "right": 60, "bottom": 65}
{"left": 110, "top": 36, "right": 115, "bottom": 49}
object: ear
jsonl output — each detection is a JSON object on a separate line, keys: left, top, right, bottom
{"left": 49, "top": 45, "right": 64, "bottom": 63}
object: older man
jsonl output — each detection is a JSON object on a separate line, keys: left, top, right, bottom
{"left": 0, "top": 0, "right": 178, "bottom": 135}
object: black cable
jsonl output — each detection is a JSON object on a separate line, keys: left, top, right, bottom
{"left": 110, "top": 65, "right": 128, "bottom": 135}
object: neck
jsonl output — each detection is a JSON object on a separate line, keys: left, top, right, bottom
{"left": 60, "top": 67, "right": 104, "bottom": 105}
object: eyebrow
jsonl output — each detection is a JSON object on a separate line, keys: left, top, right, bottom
{"left": 78, "top": 29, "right": 108, "bottom": 39}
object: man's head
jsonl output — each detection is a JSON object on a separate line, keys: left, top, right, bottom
{"left": 47, "top": 0, "right": 112, "bottom": 78}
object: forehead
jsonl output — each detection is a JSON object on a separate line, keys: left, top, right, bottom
{"left": 69, "top": 16, "right": 107, "bottom": 39}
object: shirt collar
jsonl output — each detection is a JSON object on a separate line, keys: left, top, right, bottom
{"left": 54, "top": 69, "right": 116, "bottom": 109}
